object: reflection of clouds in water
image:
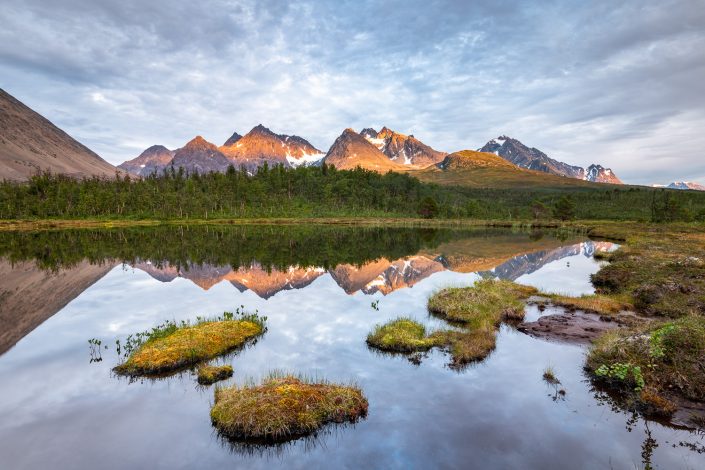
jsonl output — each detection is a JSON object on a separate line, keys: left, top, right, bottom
{"left": 1, "top": 240, "right": 702, "bottom": 469}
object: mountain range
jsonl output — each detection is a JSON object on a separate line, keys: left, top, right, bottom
{"left": 118, "top": 124, "right": 325, "bottom": 175}
{"left": 3, "top": 88, "right": 701, "bottom": 189}
{"left": 479, "top": 136, "right": 622, "bottom": 184}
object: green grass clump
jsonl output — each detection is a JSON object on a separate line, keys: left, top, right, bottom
{"left": 210, "top": 372, "right": 368, "bottom": 442}
{"left": 366, "top": 317, "right": 445, "bottom": 353}
{"left": 428, "top": 279, "right": 537, "bottom": 326}
{"left": 198, "top": 365, "right": 234, "bottom": 385}
{"left": 586, "top": 316, "right": 705, "bottom": 417}
{"left": 114, "top": 311, "right": 266, "bottom": 376}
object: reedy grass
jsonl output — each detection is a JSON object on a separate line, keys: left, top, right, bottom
{"left": 210, "top": 372, "right": 368, "bottom": 442}
{"left": 198, "top": 365, "right": 234, "bottom": 385}
{"left": 114, "top": 311, "right": 266, "bottom": 376}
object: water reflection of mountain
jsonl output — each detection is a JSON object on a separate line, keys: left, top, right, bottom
{"left": 0, "top": 259, "right": 116, "bottom": 354}
{"left": 131, "top": 241, "right": 615, "bottom": 298}
{"left": 480, "top": 241, "right": 615, "bottom": 281}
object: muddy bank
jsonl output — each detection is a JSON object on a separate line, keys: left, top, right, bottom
{"left": 518, "top": 309, "right": 621, "bottom": 345}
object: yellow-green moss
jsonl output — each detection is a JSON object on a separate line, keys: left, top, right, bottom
{"left": 114, "top": 313, "right": 265, "bottom": 376}
{"left": 546, "top": 294, "right": 633, "bottom": 316}
{"left": 210, "top": 373, "right": 368, "bottom": 442}
{"left": 366, "top": 317, "right": 445, "bottom": 353}
{"left": 198, "top": 365, "right": 234, "bottom": 385}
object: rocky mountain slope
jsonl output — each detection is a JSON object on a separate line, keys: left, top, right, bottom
{"left": 360, "top": 126, "right": 446, "bottom": 167}
{"left": 322, "top": 128, "right": 403, "bottom": 171}
{"left": 170, "top": 136, "right": 231, "bottom": 174}
{"left": 479, "top": 136, "right": 622, "bottom": 183}
{"left": 0, "top": 88, "right": 119, "bottom": 180}
{"left": 117, "top": 145, "right": 174, "bottom": 176}
{"left": 219, "top": 124, "right": 324, "bottom": 170}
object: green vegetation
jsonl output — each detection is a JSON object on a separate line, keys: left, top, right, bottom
{"left": 428, "top": 280, "right": 537, "bottom": 324}
{"left": 366, "top": 317, "right": 445, "bottom": 353}
{"left": 2, "top": 165, "right": 705, "bottom": 221}
{"left": 210, "top": 372, "right": 368, "bottom": 442}
{"left": 114, "top": 311, "right": 265, "bottom": 376}
{"left": 544, "top": 294, "right": 633, "bottom": 316}
{"left": 367, "top": 280, "right": 538, "bottom": 367}
{"left": 198, "top": 365, "right": 234, "bottom": 385}
{"left": 586, "top": 316, "right": 704, "bottom": 417}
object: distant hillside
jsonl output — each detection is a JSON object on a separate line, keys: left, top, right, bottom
{"left": 411, "top": 150, "right": 600, "bottom": 189}
{"left": 0, "top": 89, "right": 119, "bottom": 181}
{"left": 479, "top": 136, "right": 622, "bottom": 184}
{"left": 170, "top": 136, "right": 231, "bottom": 174}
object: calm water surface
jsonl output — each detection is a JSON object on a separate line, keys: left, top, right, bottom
{"left": 0, "top": 226, "right": 702, "bottom": 469}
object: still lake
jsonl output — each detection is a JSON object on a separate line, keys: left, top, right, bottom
{"left": 0, "top": 225, "right": 703, "bottom": 469}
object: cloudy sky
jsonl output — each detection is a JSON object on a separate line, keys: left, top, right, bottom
{"left": 2, "top": 0, "right": 704, "bottom": 185}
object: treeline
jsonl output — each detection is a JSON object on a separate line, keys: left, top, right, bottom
{"left": 1, "top": 165, "right": 705, "bottom": 221}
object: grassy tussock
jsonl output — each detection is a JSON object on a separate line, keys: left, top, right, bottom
{"left": 586, "top": 316, "right": 705, "bottom": 416}
{"left": 428, "top": 280, "right": 537, "bottom": 326}
{"left": 210, "top": 372, "right": 368, "bottom": 441}
{"left": 198, "top": 365, "right": 234, "bottom": 385}
{"left": 366, "top": 317, "right": 444, "bottom": 353}
{"left": 114, "top": 312, "right": 265, "bottom": 376}
{"left": 547, "top": 294, "right": 632, "bottom": 316}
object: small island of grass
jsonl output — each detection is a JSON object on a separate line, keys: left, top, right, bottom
{"left": 210, "top": 373, "right": 368, "bottom": 442}
{"left": 198, "top": 365, "right": 234, "bottom": 385}
{"left": 114, "top": 311, "right": 266, "bottom": 376}
{"left": 366, "top": 317, "right": 445, "bottom": 353}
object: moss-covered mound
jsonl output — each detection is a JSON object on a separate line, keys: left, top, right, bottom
{"left": 366, "top": 317, "right": 444, "bottom": 353}
{"left": 586, "top": 316, "right": 705, "bottom": 417}
{"left": 114, "top": 312, "right": 265, "bottom": 376}
{"left": 210, "top": 373, "right": 368, "bottom": 442}
{"left": 198, "top": 365, "right": 234, "bottom": 385}
{"left": 428, "top": 279, "right": 537, "bottom": 325}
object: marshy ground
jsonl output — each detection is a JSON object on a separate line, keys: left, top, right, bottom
{"left": 210, "top": 373, "right": 368, "bottom": 442}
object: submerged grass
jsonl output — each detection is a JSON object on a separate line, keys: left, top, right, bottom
{"left": 114, "top": 311, "right": 266, "bottom": 376}
{"left": 586, "top": 316, "right": 705, "bottom": 417}
{"left": 366, "top": 317, "right": 445, "bottom": 353}
{"left": 198, "top": 365, "right": 234, "bottom": 385}
{"left": 210, "top": 372, "right": 368, "bottom": 442}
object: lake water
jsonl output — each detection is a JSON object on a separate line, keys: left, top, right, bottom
{"left": 0, "top": 226, "right": 703, "bottom": 469}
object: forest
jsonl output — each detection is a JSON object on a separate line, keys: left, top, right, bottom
{"left": 1, "top": 164, "right": 705, "bottom": 222}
